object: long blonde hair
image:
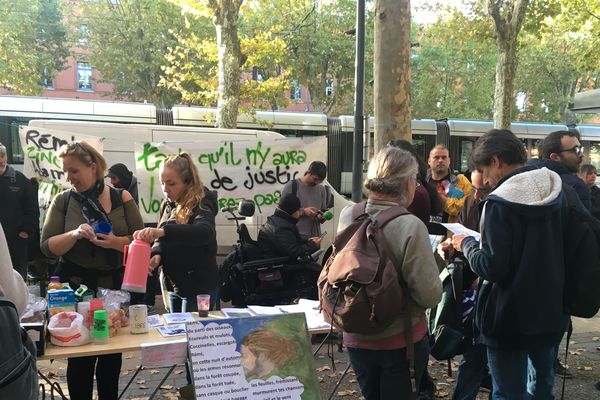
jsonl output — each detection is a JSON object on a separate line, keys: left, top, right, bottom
{"left": 162, "top": 153, "right": 205, "bottom": 223}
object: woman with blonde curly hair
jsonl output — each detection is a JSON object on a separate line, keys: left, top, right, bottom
{"left": 134, "top": 153, "right": 219, "bottom": 312}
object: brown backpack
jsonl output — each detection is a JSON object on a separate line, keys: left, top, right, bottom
{"left": 318, "top": 202, "right": 408, "bottom": 334}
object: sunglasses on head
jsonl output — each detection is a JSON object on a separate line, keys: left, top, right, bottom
{"left": 557, "top": 145, "right": 584, "bottom": 155}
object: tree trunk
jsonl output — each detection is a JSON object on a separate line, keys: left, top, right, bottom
{"left": 211, "top": 0, "right": 243, "bottom": 129}
{"left": 493, "top": 39, "right": 518, "bottom": 129}
{"left": 488, "top": 0, "right": 529, "bottom": 130}
{"left": 373, "top": 0, "right": 412, "bottom": 152}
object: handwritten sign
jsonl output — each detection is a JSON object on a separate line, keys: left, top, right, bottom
{"left": 141, "top": 339, "right": 188, "bottom": 367}
{"left": 18, "top": 126, "right": 104, "bottom": 228}
{"left": 134, "top": 137, "right": 327, "bottom": 223}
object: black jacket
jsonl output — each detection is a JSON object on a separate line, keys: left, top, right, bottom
{"left": 153, "top": 188, "right": 218, "bottom": 298}
{"left": 462, "top": 166, "right": 568, "bottom": 350}
{"left": 0, "top": 166, "right": 36, "bottom": 239}
{"left": 258, "top": 208, "right": 319, "bottom": 262}
{"left": 527, "top": 158, "right": 591, "bottom": 211}
{"left": 590, "top": 185, "right": 600, "bottom": 220}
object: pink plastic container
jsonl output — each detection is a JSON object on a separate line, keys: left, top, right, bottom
{"left": 122, "top": 240, "right": 151, "bottom": 293}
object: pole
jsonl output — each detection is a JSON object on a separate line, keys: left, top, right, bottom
{"left": 351, "top": 0, "right": 365, "bottom": 203}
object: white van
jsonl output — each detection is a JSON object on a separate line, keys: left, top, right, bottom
{"left": 27, "top": 119, "right": 349, "bottom": 256}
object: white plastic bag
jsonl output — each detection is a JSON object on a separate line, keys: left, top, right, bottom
{"left": 48, "top": 312, "right": 91, "bottom": 347}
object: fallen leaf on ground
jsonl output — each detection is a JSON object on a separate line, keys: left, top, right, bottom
{"left": 138, "top": 385, "right": 148, "bottom": 389}
{"left": 349, "top": 379, "right": 357, "bottom": 383}
{"left": 577, "top": 366, "right": 593, "bottom": 371}
{"left": 125, "top": 355, "right": 133, "bottom": 359}
{"left": 120, "top": 370, "right": 130, "bottom": 376}
{"left": 160, "top": 384, "right": 174, "bottom": 390}
{"left": 174, "top": 369, "right": 184, "bottom": 374}
{"left": 435, "top": 389, "right": 450, "bottom": 397}
{"left": 446, "top": 378, "right": 455, "bottom": 383}
{"left": 136, "top": 379, "right": 146, "bottom": 384}
{"left": 336, "top": 389, "right": 358, "bottom": 396}
{"left": 161, "top": 394, "right": 179, "bottom": 400}
{"left": 149, "top": 369, "right": 160, "bottom": 374}
{"left": 316, "top": 366, "right": 331, "bottom": 372}
{"left": 592, "top": 337, "right": 599, "bottom": 341}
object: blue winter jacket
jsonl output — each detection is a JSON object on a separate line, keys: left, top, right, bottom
{"left": 462, "top": 166, "right": 569, "bottom": 350}
{"left": 527, "top": 158, "right": 591, "bottom": 211}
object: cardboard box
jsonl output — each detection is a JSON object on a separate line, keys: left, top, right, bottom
{"left": 48, "top": 289, "right": 76, "bottom": 317}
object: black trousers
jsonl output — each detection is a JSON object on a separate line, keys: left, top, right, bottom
{"left": 67, "top": 354, "right": 122, "bottom": 400}
{"left": 7, "top": 235, "right": 28, "bottom": 280}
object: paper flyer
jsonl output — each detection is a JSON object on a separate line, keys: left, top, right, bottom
{"left": 440, "top": 223, "right": 481, "bottom": 241}
{"left": 186, "top": 313, "right": 319, "bottom": 400}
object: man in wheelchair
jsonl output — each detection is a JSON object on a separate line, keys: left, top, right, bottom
{"left": 220, "top": 194, "right": 323, "bottom": 306}
{"left": 258, "top": 193, "right": 322, "bottom": 262}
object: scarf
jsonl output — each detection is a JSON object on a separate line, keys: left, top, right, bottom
{"left": 70, "top": 180, "right": 111, "bottom": 227}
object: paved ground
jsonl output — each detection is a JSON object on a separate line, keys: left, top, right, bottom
{"left": 39, "top": 307, "right": 600, "bottom": 400}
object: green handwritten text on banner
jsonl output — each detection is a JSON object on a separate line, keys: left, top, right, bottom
{"left": 135, "top": 137, "right": 327, "bottom": 223}
{"left": 18, "top": 126, "right": 104, "bottom": 229}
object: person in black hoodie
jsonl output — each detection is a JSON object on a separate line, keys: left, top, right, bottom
{"left": 258, "top": 193, "right": 322, "bottom": 299}
{"left": 258, "top": 193, "right": 321, "bottom": 261}
{"left": 134, "top": 153, "right": 218, "bottom": 312}
{"left": 452, "top": 130, "right": 568, "bottom": 400}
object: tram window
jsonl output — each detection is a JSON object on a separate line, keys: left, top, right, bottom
{"left": 9, "top": 121, "right": 25, "bottom": 164}
{"left": 530, "top": 139, "right": 541, "bottom": 159}
{"left": 459, "top": 140, "right": 474, "bottom": 173}
{"left": 589, "top": 143, "right": 600, "bottom": 171}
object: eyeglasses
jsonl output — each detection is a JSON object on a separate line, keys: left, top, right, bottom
{"left": 557, "top": 145, "right": 584, "bottom": 155}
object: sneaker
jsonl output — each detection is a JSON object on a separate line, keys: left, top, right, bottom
{"left": 555, "top": 360, "right": 571, "bottom": 377}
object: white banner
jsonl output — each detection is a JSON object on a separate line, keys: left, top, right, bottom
{"left": 135, "top": 137, "right": 327, "bottom": 223}
{"left": 19, "top": 126, "right": 104, "bottom": 228}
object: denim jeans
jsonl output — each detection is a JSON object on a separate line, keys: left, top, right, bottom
{"left": 453, "top": 344, "right": 490, "bottom": 400}
{"left": 486, "top": 345, "right": 557, "bottom": 400}
{"left": 347, "top": 337, "right": 430, "bottom": 400}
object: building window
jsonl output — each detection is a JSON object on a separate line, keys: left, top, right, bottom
{"left": 325, "top": 80, "right": 333, "bottom": 96}
{"left": 42, "top": 67, "right": 53, "bottom": 89}
{"left": 290, "top": 80, "right": 302, "bottom": 101}
{"left": 77, "top": 62, "right": 93, "bottom": 91}
{"left": 251, "top": 66, "right": 264, "bottom": 82}
{"left": 77, "top": 25, "right": 90, "bottom": 46}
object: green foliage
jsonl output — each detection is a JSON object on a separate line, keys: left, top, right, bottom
{"left": 412, "top": 0, "right": 600, "bottom": 123}
{"left": 411, "top": 9, "right": 496, "bottom": 120}
{"left": 72, "top": 0, "right": 198, "bottom": 108}
{"left": 0, "top": 0, "right": 67, "bottom": 95}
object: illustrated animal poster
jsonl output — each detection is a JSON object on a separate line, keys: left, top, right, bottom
{"left": 186, "top": 313, "right": 320, "bottom": 400}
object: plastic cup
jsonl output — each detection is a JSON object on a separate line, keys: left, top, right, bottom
{"left": 94, "top": 220, "right": 112, "bottom": 235}
{"left": 93, "top": 310, "right": 109, "bottom": 344}
{"left": 129, "top": 305, "right": 148, "bottom": 334}
{"left": 196, "top": 294, "right": 210, "bottom": 318}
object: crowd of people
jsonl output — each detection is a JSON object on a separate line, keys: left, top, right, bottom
{"left": 0, "top": 126, "right": 597, "bottom": 399}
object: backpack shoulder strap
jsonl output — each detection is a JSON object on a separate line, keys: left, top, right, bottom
{"left": 374, "top": 205, "right": 409, "bottom": 228}
{"left": 292, "top": 178, "right": 298, "bottom": 196}
{"left": 351, "top": 202, "right": 368, "bottom": 220}
{"left": 109, "top": 187, "right": 124, "bottom": 209}
{"left": 62, "top": 189, "right": 72, "bottom": 216}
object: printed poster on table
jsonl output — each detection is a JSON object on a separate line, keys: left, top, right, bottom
{"left": 134, "top": 137, "right": 327, "bottom": 223}
{"left": 18, "top": 126, "right": 104, "bottom": 229}
{"left": 186, "top": 313, "right": 319, "bottom": 400}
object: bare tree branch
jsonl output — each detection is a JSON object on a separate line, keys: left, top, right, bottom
{"left": 487, "top": 0, "right": 507, "bottom": 40}
{"left": 509, "top": 0, "right": 529, "bottom": 36}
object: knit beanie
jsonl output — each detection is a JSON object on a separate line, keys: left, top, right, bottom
{"left": 278, "top": 193, "right": 301, "bottom": 215}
